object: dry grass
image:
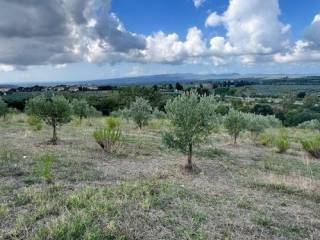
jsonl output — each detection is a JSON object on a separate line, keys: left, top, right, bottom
{"left": 0, "top": 114, "right": 320, "bottom": 239}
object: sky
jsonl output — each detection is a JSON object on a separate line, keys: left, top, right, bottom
{"left": 0, "top": 0, "right": 319, "bottom": 83}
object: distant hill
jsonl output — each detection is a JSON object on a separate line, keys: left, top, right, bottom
{"left": 0, "top": 84, "right": 17, "bottom": 89}
{"left": 3, "top": 73, "right": 318, "bottom": 87}
{"left": 78, "top": 73, "right": 243, "bottom": 86}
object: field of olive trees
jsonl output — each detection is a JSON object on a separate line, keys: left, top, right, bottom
{"left": 0, "top": 92, "right": 320, "bottom": 239}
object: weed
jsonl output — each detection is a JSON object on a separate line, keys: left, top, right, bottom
{"left": 35, "top": 154, "right": 56, "bottom": 184}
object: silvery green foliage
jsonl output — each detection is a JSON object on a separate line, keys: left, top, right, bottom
{"left": 298, "top": 119, "right": 320, "bottom": 130}
{"left": 265, "top": 115, "right": 282, "bottom": 128}
{"left": 244, "top": 114, "right": 281, "bottom": 141}
{"left": 152, "top": 108, "right": 166, "bottom": 119}
{"left": 163, "top": 91, "right": 219, "bottom": 163}
{"left": 26, "top": 95, "right": 73, "bottom": 144}
{"left": 0, "top": 97, "right": 8, "bottom": 119}
{"left": 72, "top": 99, "right": 90, "bottom": 121}
{"left": 224, "top": 109, "right": 247, "bottom": 144}
{"left": 129, "top": 97, "right": 153, "bottom": 128}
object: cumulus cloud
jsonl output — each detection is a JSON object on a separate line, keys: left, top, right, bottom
{"left": 0, "top": 0, "right": 145, "bottom": 68}
{"left": 206, "top": 0, "right": 290, "bottom": 58}
{"left": 1, "top": 0, "right": 319, "bottom": 71}
{"left": 140, "top": 27, "right": 207, "bottom": 64}
{"left": 274, "top": 14, "right": 320, "bottom": 63}
{"left": 193, "top": 0, "right": 206, "bottom": 8}
{"left": 205, "top": 12, "right": 222, "bottom": 27}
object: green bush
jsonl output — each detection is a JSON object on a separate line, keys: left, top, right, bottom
{"left": 298, "top": 120, "right": 320, "bottom": 130}
{"left": 301, "top": 136, "right": 320, "bottom": 158}
{"left": 273, "top": 132, "right": 290, "bottom": 153}
{"left": 105, "top": 117, "right": 121, "bottom": 130}
{"left": 152, "top": 108, "right": 166, "bottom": 119}
{"left": 260, "top": 133, "right": 273, "bottom": 146}
{"left": 35, "top": 154, "right": 56, "bottom": 184}
{"left": 93, "top": 119, "right": 122, "bottom": 153}
{"left": 27, "top": 115, "right": 43, "bottom": 131}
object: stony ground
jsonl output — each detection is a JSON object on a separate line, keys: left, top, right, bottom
{"left": 0, "top": 114, "right": 320, "bottom": 239}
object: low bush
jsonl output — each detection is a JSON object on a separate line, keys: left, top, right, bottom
{"left": 94, "top": 118, "right": 122, "bottom": 153}
{"left": 273, "top": 131, "right": 290, "bottom": 153}
{"left": 105, "top": 117, "right": 121, "bottom": 130}
{"left": 27, "top": 115, "right": 43, "bottom": 131}
{"left": 301, "top": 136, "right": 320, "bottom": 158}
{"left": 260, "top": 133, "right": 272, "bottom": 146}
{"left": 298, "top": 119, "right": 320, "bottom": 130}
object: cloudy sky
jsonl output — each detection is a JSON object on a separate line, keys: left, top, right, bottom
{"left": 0, "top": 0, "right": 320, "bottom": 83}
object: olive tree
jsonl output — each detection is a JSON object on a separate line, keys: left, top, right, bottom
{"left": 245, "top": 113, "right": 270, "bottom": 142}
{"left": 0, "top": 98, "right": 8, "bottom": 120}
{"left": 164, "top": 91, "right": 218, "bottom": 170}
{"left": 129, "top": 97, "right": 152, "bottom": 129}
{"left": 224, "top": 109, "right": 247, "bottom": 144}
{"left": 72, "top": 99, "right": 90, "bottom": 122}
{"left": 26, "top": 95, "right": 73, "bottom": 144}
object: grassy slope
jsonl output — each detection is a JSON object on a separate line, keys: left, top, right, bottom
{"left": 0, "top": 114, "right": 320, "bottom": 239}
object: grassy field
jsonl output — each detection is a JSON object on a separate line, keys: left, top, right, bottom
{"left": 1, "top": 114, "right": 320, "bottom": 239}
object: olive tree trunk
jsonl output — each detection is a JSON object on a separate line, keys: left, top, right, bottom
{"left": 186, "top": 143, "right": 193, "bottom": 169}
{"left": 52, "top": 119, "right": 58, "bottom": 145}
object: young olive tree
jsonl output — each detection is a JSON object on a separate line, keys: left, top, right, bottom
{"left": 224, "top": 109, "right": 247, "bottom": 144}
{"left": 0, "top": 98, "right": 8, "bottom": 120}
{"left": 26, "top": 95, "right": 73, "bottom": 144}
{"left": 164, "top": 91, "right": 218, "bottom": 170}
{"left": 72, "top": 99, "right": 90, "bottom": 122}
{"left": 245, "top": 113, "right": 270, "bottom": 142}
{"left": 129, "top": 97, "right": 152, "bottom": 129}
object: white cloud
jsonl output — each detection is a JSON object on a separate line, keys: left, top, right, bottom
{"left": 0, "top": 0, "right": 319, "bottom": 72}
{"left": 0, "top": 64, "right": 14, "bottom": 72}
{"left": 0, "top": 0, "right": 145, "bottom": 67}
{"left": 274, "top": 14, "right": 320, "bottom": 63}
{"left": 140, "top": 27, "right": 207, "bottom": 64}
{"left": 205, "top": 12, "right": 222, "bottom": 27}
{"left": 207, "top": 0, "right": 290, "bottom": 58}
{"left": 193, "top": 0, "right": 206, "bottom": 8}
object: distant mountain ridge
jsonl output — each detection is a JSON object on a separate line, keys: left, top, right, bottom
{"left": 1, "top": 73, "right": 317, "bottom": 87}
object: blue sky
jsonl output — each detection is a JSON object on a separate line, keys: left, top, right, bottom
{"left": 0, "top": 0, "right": 320, "bottom": 83}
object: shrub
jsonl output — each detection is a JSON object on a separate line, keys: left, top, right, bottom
{"left": 0, "top": 97, "right": 8, "bottom": 120}
{"left": 105, "top": 117, "right": 121, "bottom": 130}
{"left": 27, "top": 115, "right": 43, "bottom": 131}
{"left": 164, "top": 90, "right": 218, "bottom": 170}
{"left": 26, "top": 95, "right": 73, "bottom": 144}
{"left": 245, "top": 114, "right": 281, "bottom": 143}
{"left": 301, "top": 136, "right": 320, "bottom": 158}
{"left": 298, "top": 119, "right": 320, "bottom": 130}
{"left": 273, "top": 131, "right": 290, "bottom": 153}
{"left": 251, "top": 104, "right": 274, "bottom": 116}
{"left": 129, "top": 97, "right": 152, "bottom": 128}
{"left": 94, "top": 118, "right": 122, "bottom": 153}
{"left": 260, "top": 133, "right": 273, "bottom": 146}
{"left": 152, "top": 108, "right": 166, "bottom": 119}
{"left": 72, "top": 99, "right": 91, "bottom": 122}
{"left": 35, "top": 154, "right": 56, "bottom": 184}
{"left": 224, "top": 109, "right": 247, "bottom": 144}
